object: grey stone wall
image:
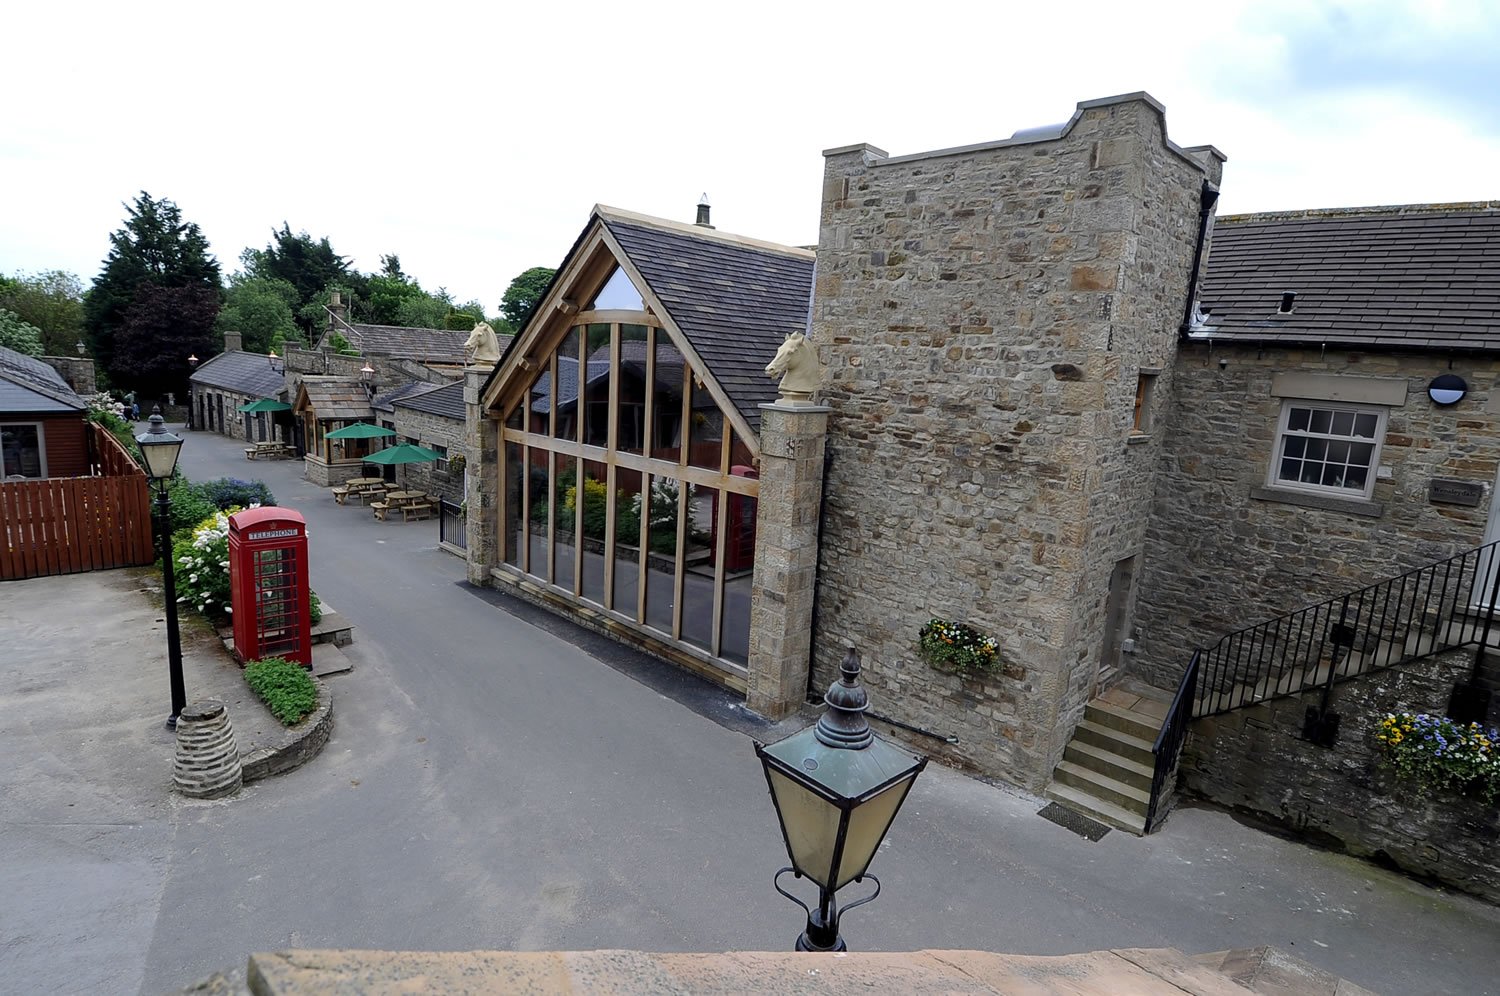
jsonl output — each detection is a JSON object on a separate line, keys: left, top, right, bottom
{"left": 1132, "top": 344, "right": 1500, "bottom": 690}
{"left": 190, "top": 386, "right": 277, "bottom": 443}
{"left": 391, "top": 407, "right": 466, "bottom": 502}
{"left": 811, "top": 95, "right": 1217, "bottom": 788}
{"left": 41, "top": 356, "right": 95, "bottom": 396}
{"left": 1182, "top": 647, "right": 1500, "bottom": 903}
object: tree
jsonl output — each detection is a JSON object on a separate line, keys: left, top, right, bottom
{"left": 0, "top": 309, "right": 45, "bottom": 356}
{"left": 85, "top": 192, "right": 222, "bottom": 383}
{"left": 216, "top": 275, "right": 300, "bottom": 354}
{"left": 499, "top": 266, "right": 556, "bottom": 329}
{"left": 0, "top": 270, "right": 85, "bottom": 355}
{"left": 110, "top": 284, "right": 220, "bottom": 399}
{"left": 240, "top": 224, "right": 357, "bottom": 335}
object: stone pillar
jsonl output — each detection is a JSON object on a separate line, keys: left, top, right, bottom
{"left": 746, "top": 402, "right": 830, "bottom": 720}
{"left": 464, "top": 366, "right": 500, "bottom": 585}
{"left": 173, "top": 700, "right": 242, "bottom": 799}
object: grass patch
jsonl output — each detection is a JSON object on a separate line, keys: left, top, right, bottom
{"left": 244, "top": 656, "right": 318, "bottom": 726}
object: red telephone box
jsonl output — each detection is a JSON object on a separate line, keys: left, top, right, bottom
{"left": 228, "top": 507, "right": 313, "bottom": 668}
{"left": 711, "top": 465, "right": 759, "bottom": 572}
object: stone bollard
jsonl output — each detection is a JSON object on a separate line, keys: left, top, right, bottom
{"left": 173, "top": 700, "right": 243, "bottom": 799}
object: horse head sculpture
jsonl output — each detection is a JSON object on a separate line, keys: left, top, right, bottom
{"left": 465, "top": 322, "right": 502, "bottom": 365}
{"left": 765, "top": 331, "right": 820, "bottom": 405}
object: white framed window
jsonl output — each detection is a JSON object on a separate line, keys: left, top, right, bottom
{"left": 432, "top": 443, "right": 449, "bottom": 474}
{"left": 1, "top": 422, "right": 46, "bottom": 478}
{"left": 1269, "top": 400, "right": 1386, "bottom": 500}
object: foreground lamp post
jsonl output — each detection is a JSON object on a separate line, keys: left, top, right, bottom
{"left": 755, "top": 648, "right": 927, "bottom": 952}
{"left": 136, "top": 408, "right": 187, "bottom": 729}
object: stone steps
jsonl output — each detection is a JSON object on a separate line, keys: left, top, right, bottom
{"left": 1064, "top": 738, "right": 1153, "bottom": 791}
{"left": 1045, "top": 686, "right": 1169, "bottom": 836}
{"left": 1194, "top": 945, "right": 1378, "bottom": 995}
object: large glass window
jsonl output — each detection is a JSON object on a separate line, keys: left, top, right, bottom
{"left": 0, "top": 423, "right": 44, "bottom": 478}
{"left": 498, "top": 317, "right": 760, "bottom": 677}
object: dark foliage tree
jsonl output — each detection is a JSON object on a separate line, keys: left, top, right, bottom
{"left": 84, "top": 192, "right": 221, "bottom": 382}
{"left": 499, "top": 266, "right": 556, "bottom": 329}
{"left": 0, "top": 270, "right": 86, "bottom": 355}
{"left": 111, "top": 284, "right": 221, "bottom": 399}
{"left": 241, "top": 223, "right": 357, "bottom": 335}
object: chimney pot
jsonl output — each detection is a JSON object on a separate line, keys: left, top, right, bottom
{"left": 695, "top": 194, "right": 713, "bottom": 229}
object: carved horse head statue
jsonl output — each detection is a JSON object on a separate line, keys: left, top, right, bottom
{"left": 765, "top": 331, "right": 820, "bottom": 404}
{"left": 464, "top": 322, "right": 502, "bottom": 365}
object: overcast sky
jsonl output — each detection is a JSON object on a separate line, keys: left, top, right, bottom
{"left": 3, "top": 0, "right": 1494, "bottom": 313}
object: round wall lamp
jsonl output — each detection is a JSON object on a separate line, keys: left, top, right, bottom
{"left": 1428, "top": 374, "right": 1467, "bottom": 406}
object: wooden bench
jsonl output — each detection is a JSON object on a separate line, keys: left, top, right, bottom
{"left": 371, "top": 502, "right": 390, "bottom": 521}
{"left": 244, "top": 448, "right": 258, "bottom": 460}
{"left": 401, "top": 503, "right": 432, "bottom": 522}
{"left": 332, "top": 487, "right": 350, "bottom": 505}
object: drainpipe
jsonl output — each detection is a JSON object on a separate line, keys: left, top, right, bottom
{"left": 805, "top": 447, "right": 834, "bottom": 703}
{"left": 1178, "top": 179, "right": 1221, "bottom": 339}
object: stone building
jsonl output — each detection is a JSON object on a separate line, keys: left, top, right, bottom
{"left": 460, "top": 94, "right": 1498, "bottom": 881}
{"left": 188, "top": 332, "right": 290, "bottom": 443}
{"left": 390, "top": 382, "right": 467, "bottom": 502}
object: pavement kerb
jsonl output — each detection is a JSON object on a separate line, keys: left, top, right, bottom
{"left": 239, "top": 675, "right": 335, "bottom": 783}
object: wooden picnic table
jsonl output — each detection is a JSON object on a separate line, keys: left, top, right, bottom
{"left": 335, "top": 478, "right": 388, "bottom": 505}
{"left": 373, "top": 491, "right": 435, "bottom": 521}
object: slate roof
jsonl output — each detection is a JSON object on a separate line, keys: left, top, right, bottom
{"left": 600, "top": 209, "right": 814, "bottom": 428}
{"left": 1195, "top": 204, "right": 1500, "bottom": 351}
{"left": 372, "top": 380, "right": 438, "bottom": 413}
{"left": 0, "top": 345, "right": 85, "bottom": 413}
{"left": 529, "top": 357, "right": 613, "bottom": 413}
{"left": 296, "top": 378, "right": 373, "bottom": 421}
{"left": 322, "top": 318, "right": 472, "bottom": 364}
{"left": 394, "top": 381, "right": 466, "bottom": 420}
{"left": 189, "top": 350, "right": 285, "bottom": 398}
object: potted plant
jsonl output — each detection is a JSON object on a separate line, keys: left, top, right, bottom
{"left": 918, "top": 617, "right": 1001, "bottom": 676}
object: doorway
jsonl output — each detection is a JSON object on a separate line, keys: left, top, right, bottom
{"left": 1098, "top": 555, "right": 1137, "bottom": 690}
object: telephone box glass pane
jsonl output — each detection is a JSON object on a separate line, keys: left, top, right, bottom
{"left": 254, "top": 547, "right": 301, "bottom": 658}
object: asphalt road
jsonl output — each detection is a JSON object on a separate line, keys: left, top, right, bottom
{"left": 6, "top": 424, "right": 1500, "bottom": 994}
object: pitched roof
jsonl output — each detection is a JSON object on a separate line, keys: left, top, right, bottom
{"left": 189, "top": 349, "right": 285, "bottom": 398}
{"left": 295, "top": 378, "right": 373, "bottom": 421}
{"left": 0, "top": 345, "right": 84, "bottom": 413}
{"left": 528, "top": 357, "right": 613, "bottom": 413}
{"left": 320, "top": 316, "right": 473, "bottom": 364}
{"left": 372, "top": 380, "right": 438, "bottom": 413}
{"left": 394, "top": 381, "right": 465, "bottom": 420}
{"left": 599, "top": 208, "right": 815, "bottom": 428}
{"left": 1195, "top": 203, "right": 1500, "bottom": 351}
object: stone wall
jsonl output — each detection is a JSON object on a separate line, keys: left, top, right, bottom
{"left": 1181, "top": 647, "right": 1500, "bottom": 903}
{"left": 810, "top": 94, "right": 1219, "bottom": 788}
{"left": 391, "top": 406, "right": 466, "bottom": 502}
{"left": 1132, "top": 344, "right": 1500, "bottom": 690}
{"left": 189, "top": 385, "right": 280, "bottom": 443}
{"left": 41, "top": 356, "right": 95, "bottom": 396}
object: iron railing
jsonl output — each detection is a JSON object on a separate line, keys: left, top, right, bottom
{"left": 1145, "top": 650, "right": 1198, "bottom": 833}
{"left": 438, "top": 499, "right": 466, "bottom": 550}
{"left": 1196, "top": 540, "right": 1500, "bottom": 717}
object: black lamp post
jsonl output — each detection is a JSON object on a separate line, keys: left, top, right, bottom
{"left": 136, "top": 408, "right": 187, "bottom": 730}
{"left": 755, "top": 648, "right": 927, "bottom": 952}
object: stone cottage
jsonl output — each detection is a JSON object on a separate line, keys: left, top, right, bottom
{"left": 188, "top": 332, "right": 290, "bottom": 442}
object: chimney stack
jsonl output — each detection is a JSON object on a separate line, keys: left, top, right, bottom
{"left": 329, "top": 290, "right": 347, "bottom": 323}
{"left": 695, "top": 193, "right": 713, "bottom": 229}
{"left": 223, "top": 330, "right": 243, "bottom": 353}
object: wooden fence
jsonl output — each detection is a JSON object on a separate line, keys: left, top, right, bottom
{"left": 0, "top": 424, "right": 154, "bottom": 581}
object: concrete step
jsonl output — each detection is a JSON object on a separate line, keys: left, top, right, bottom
{"left": 1084, "top": 699, "right": 1159, "bottom": 741}
{"left": 1043, "top": 781, "right": 1147, "bottom": 835}
{"left": 1064, "top": 739, "right": 1153, "bottom": 791}
{"left": 1053, "top": 760, "right": 1150, "bottom": 814}
{"left": 1073, "top": 719, "right": 1154, "bottom": 767}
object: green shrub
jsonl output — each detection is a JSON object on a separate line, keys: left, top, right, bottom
{"left": 200, "top": 476, "right": 275, "bottom": 510}
{"left": 1377, "top": 713, "right": 1500, "bottom": 804}
{"left": 173, "top": 509, "right": 234, "bottom": 621}
{"left": 309, "top": 591, "right": 323, "bottom": 626}
{"left": 244, "top": 656, "right": 318, "bottom": 726}
{"left": 165, "top": 475, "right": 218, "bottom": 535}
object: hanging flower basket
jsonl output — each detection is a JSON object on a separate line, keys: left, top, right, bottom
{"left": 918, "top": 617, "right": 1001, "bottom": 676}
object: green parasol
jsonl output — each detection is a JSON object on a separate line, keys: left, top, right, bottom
{"left": 362, "top": 443, "right": 444, "bottom": 465}
{"left": 237, "top": 398, "right": 292, "bottom": 413}
{"left": 324, "top": 422, "right": 397, "bottom": 440}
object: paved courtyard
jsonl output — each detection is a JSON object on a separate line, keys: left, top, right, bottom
{"left": 2, "top": 423, "right": 1498, "bottom": 994}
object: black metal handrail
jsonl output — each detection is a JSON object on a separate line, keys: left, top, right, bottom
{"left": 1195, "top": 540, "right": 1500, "bottom": 717}
{"left": 1145, "top": 649, "right": 1198, "bottom": 833}
{"left": 438, "top": 499, "right": 466, "bottom": 550}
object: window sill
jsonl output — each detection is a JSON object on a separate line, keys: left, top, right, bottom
{"left": 1249, "top": 486, "right": 1384, "bottom": 518}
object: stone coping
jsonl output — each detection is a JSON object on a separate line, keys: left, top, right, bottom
{"left": 217, "top": 946, "right": 1316, "bottom": 995}
{"left": 241, "top": 677, "right": 333, "bottom": 783}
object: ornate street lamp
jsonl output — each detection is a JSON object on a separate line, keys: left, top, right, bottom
{"left": 187, "top": 353, "right": 199, "bottom": 368}
{"left": 136, "top": 408, "right": 188, "bottom": 729}
{"left": 75, "top": 339, "right": 86, "bottom": 356}
{"left": 755, "top": 648, "right": 927, "bottom": 952}
{"left": 268, "top": 349, "right": 283, "bottom": 374}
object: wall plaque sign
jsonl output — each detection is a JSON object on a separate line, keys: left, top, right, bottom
{"left": 1428, "top": 478, "right": 1484, "bottom": 507}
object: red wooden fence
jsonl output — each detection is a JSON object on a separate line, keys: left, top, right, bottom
{"left": 0, "top": 424, "right": 154, "bottom": 581}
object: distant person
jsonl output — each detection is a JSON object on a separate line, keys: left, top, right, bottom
{"left": 131, "top": 400, "right": 140, "bottom": 420}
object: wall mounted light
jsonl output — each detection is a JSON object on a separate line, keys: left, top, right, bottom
{"left": 1428, "top": 373, "right": 1467, "bottom": 406}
